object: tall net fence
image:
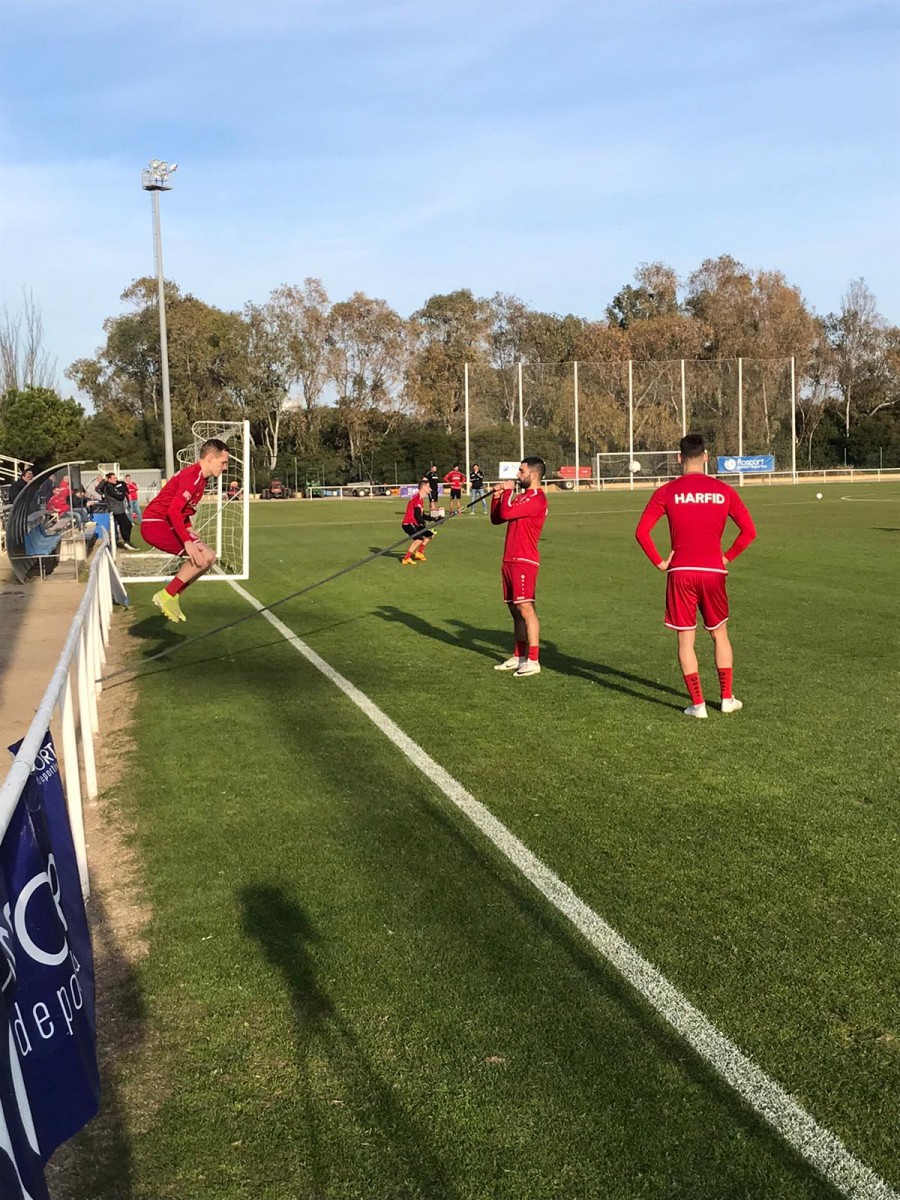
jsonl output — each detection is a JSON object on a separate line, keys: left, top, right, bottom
{"left": 463, "top": 358, "right": 798, "bottom": 483}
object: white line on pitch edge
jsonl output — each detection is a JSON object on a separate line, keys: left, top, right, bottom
{"left": 227, "top": 578, "right": 897, "bottom": 1200}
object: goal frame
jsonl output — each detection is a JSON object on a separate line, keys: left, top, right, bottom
{"left": 113, "top": 420, "right": 251, "bottom": 584}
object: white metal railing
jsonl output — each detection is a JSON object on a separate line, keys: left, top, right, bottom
{"left": 576, "top": 467, "right": 900, "bottom": 492}
{"left": 0, "top": 533, "right": 128, "bottom": 899}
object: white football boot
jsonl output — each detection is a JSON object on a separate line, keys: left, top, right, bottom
{"left": 683, "top": 703, "right": 708, "bottom": 719}
{"left": 513, "top": 660, "right": 541, "bottom": 677}
{"left": 494, "top": 656, "right": 524, "bottom": 671}
{"left": 721, "top": 697, "right": 743, "bottom": 714}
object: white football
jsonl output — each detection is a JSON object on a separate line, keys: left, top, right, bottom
{"left": 815, "top": 492, "right": 823, "bottom": 500}
{"left": 628, "top": 461, "right": 642, "bottom": 473}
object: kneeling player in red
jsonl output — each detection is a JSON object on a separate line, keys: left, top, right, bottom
{"left": 490, "top": 457, "right": 548, "bottom": 677}
{"left": 400, "top": 481, "right": 439, "bottom": 565}
{"left": 635, "top": 434, "right": 756, "bottom": 717}
{"left": 141, "top": 438, "right": 230, "bottom": 622}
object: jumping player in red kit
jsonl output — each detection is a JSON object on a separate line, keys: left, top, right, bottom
{"left": 491, "top": 457, "right": 548, "bottom": 678}
{"left": 635, "top": 433, "right": 756, "bottom": 718}
{"left": 141, "top": 438, "right": 230, "bottom": 622}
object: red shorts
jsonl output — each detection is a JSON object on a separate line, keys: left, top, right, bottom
{"left": 140, "top": 518, "right": 187, "bottom": 557}
{"left": 665, "top": 570, "right": 729, "bottom": 631}
{"left": 502, "top": 561, "right": 538, "bottom": 605}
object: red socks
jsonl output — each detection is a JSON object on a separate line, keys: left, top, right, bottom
{"left": 717, "top": 667, "right": 733, "bottom": 700}
{"left": 165, "top": 578, "right": 186, "bottom": 597}
{"left": 527, "top": 645, "right": 539, "bottom": 662}
{"left": 515, "top": 641, "right": 526, "bottom": 659}
{"left": 683, "top": 673, "right": 704, "bottom": 706}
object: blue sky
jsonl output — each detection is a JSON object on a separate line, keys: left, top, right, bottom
{"left": 1, "top": 0, "right": 898, "bottom": 390}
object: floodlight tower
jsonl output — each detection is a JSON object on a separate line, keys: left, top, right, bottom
{"left": 141, "top": 159, "right": 179, "bottom": 478}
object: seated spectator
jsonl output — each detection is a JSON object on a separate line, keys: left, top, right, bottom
{"left": 85, "top": 474, "right": 105, "bottom": 512}
{"left": 47, "top": 484, "right": 86, "bottom": 530}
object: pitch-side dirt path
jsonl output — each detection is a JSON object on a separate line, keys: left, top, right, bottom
{"left": 0, "top": 564, "right": 83, "bottom": 753}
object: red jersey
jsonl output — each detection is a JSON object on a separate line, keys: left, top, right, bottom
{"left": 142, "top": 463, "right": 207, "bottom": 545}
{"left": 126, "top": 480, "right": 139, "bottom": 500}
{"left": 402, "top": 495, "right": 428, "bottom": 527}
{"left": 443, "top": 470, "right": 465, "bottom": 490}
{"left": 490, "top": 487, "right": 548, "bottom": 564}
{"left": 635, "top": 474, "right": 756, "bottom": 572}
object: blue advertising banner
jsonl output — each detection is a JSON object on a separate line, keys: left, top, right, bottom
{"left": 717, "top": 455, "right": 775, "bottom": 474}
{"left": 0, "top": 731, "right": 99, "bottom": 1198}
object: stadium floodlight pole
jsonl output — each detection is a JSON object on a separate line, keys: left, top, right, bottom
{"left": 517, "top": 362, "right": 525, "bottom": 462}
{"left": 573, "top": 361, "right": 580, "bottom": 493}
{"left": 680, "top": 359, "right": 687, "bottom": 437}
{"left": 464, "top": 362, "right": 470, "bottom": 494}
{"left": 141, "top": 159, "right": 179, "bottom": 480}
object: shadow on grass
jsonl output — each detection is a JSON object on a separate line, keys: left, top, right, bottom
{"left": 106, "top": 615, "right": 365, "bottom": 691}
{"left": 374, "top": 605, "right": 685, "bottom": 711}
{"left": 239, "top": 885, "right": 459, "bottom": 1199}
{"left": 369, "top": 544, "right": 406, "bottom": 561}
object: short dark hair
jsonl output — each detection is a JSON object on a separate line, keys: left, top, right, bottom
{"left": 522, "top": 456, "right": 546, "bottom": 480}
{"left": 199, "top": 438, "right": 229, "bottom": 458}
{"left": 105, "top": 472, "right": 115, "bottom": 479}
{"left": 679, "top": 434, "right": 705, "bottom": 460}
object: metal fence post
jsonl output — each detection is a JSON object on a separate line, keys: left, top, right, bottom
{"left": 573, "top": 361, "right": 580, "bottom": 492}
{"left": 517, "top": 362, "right": 525, "bottom": 462}
{"left": 76, "top": 627, "right": 98, "bottom": 802}
{"left": 627, "top": 360, "right": 635, "bottom": 491}
{"left": 790, "top": 356, "right": 798, "bottom": 483}
{"left": 58, "top": 673, "right": 89, "bottom": 898}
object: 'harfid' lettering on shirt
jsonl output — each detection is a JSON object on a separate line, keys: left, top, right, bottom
{"left": 674, "top": 493, "right": 727, "bottom": 505}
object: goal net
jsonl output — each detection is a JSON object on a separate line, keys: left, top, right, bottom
{"left": 595, "top": 450, "right": 680, "bottom": 482}
{"left": 114, "top": 420, "right": 251, "bottom": 583}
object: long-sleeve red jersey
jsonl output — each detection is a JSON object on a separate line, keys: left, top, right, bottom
{"left": 490, "top": 487, "right": 548, "bottom": 564}
{"left": 635, "top": 474, "right": 756, "bottom": 572}
{"left": 141, "top": 464, "right": 208, "bottom": 545}
{"left": 402, "top": 495, "right": 429, "bottom": 528}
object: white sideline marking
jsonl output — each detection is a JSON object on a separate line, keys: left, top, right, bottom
{"left": 228, "top": 578, "right": 896, "bottom": 1200}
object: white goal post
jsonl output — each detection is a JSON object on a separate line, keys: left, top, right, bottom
{"left": 595, "top": 450, "right": 680, "bottom": 488}
{"left": 113, "top": 420, "right": 251, "bottom": 584}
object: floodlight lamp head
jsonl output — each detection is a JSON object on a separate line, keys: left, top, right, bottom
{"left": 169, "top": 163, "right": 178, "bottom": 172}
{"left": 150, "top": 159, "right": 161, "bottom": 169}
{"left": 159, "top": 161, "right": 169, "bottom": 172}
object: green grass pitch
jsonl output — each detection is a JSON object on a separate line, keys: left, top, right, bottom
{"left": 68, "top": 484, "right": 899, "bottom": 1199}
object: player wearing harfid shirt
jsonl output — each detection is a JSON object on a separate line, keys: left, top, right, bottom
{"left": 491, "top": 457, "right": 548, "bottom": 678}
{"left": 635, "top": 433, "right": 756, "bottom": 719}
{"left": 141, "top": 438, "right": 230, "bottom": 622}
